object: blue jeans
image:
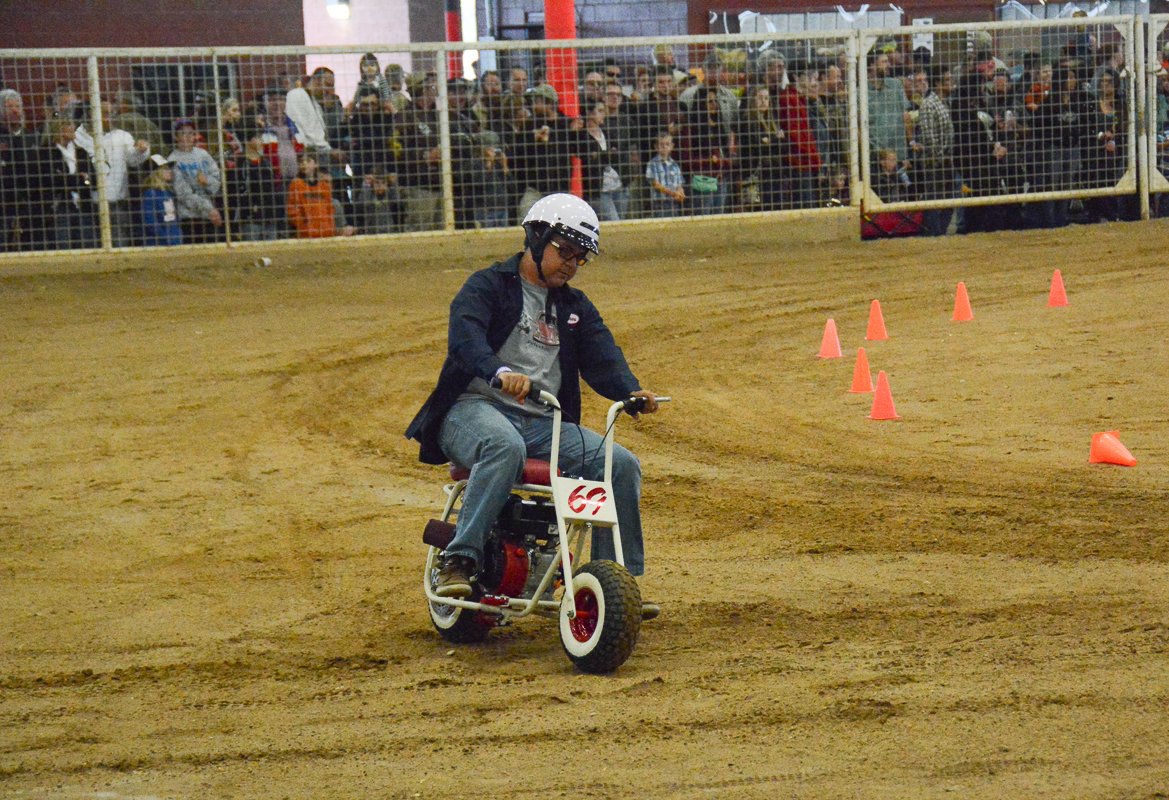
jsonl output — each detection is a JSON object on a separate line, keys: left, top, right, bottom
{"left": 53, "top": 207, "right": 98, "bottom": 250}
{"left": 438, "top": 398, "right": 646, "bottom": 575}
{"left": 922, "top": 172, "right": 961, "bottom": 237}
{"left": 599, "top": 187, "right": 629, "bottom": 221}
{"left": 691, "top": 181, "right": 727, "bottom": 215}
{"left": 475, "top": 209, "right": 509, "bottom": 229}
{"left": 650, "top": 201, "right": 679, "bottom": 218}
{"left": 242, "top": 221, "right": 281, "bottom": 241}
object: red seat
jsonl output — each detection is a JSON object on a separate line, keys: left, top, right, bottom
{"left": 449, "top": 458, "right": 555, "bottom": 486}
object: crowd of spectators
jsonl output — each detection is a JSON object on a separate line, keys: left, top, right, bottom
{"left": 884, "top": 30, "right": 1169, "bottom": 235}
{"left": 2, "top": 33, "right": 1168, "bottom": 252}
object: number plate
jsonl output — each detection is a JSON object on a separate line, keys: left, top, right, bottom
{"left": 553, "top": 477, "right": 618, "bottom": 526}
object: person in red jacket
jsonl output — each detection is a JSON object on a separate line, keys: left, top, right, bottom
{"left": 776, "top": 61, "right": 824, "bottom": 209}
{"left": 286, "top": 152, "right": 353, "bottom": 238}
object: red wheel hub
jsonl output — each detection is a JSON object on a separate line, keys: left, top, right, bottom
{"left": 569, "top": 587, "right": 599, "bottom": 642}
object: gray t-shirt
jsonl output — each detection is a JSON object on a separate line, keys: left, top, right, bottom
{"left": 460, "top": 279, "right": 561, "bottom": 416}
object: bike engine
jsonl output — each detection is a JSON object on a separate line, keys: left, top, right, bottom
{"left": 497, "top": 494, "right": 558, "bottom": 539}
{"left": 479, "top": 494, "right": 561, "bottom": 598}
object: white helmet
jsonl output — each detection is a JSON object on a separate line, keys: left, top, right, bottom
{"left": 522, "top": 193, "right": 600, "bottom": 254}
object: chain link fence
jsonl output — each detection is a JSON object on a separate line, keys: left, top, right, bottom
{"left": 1, "top": 17, "right": 1165, "bottom": 254}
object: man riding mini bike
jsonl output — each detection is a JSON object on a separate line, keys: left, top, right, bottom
{"left": 405, "top": 193, "right": 666, "bottom": 672}
{"left": 422, "top": 385, "right": 668, "bottom": 673}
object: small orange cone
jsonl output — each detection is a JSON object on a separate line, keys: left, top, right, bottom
{"left": 1048, "top": 269, "right": 1068, "bottom": 307}
{"left": 818, "top": 318, "right": 843, "bottom": 359}
{"left": 849, "top": 347, "right": 873, "bottom": 393}
{"left": 869, "top": 370, "right": 900, "bottom": 420}
{"left": 866, "top": 299, "right": 888, "bottom": 341}
{"left": 1089, "top": 430, "right": 1136, "bottom": 466}
{"left": 952, "top": 281, "right": 974, "bottom": 322}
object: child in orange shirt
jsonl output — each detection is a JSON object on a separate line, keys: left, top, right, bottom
{"left": 286, "top": 152, "right": 354, "bottom": 238}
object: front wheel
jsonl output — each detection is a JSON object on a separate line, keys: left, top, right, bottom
{"left": 559, "top": 560, "right": 642, "bottom": 674}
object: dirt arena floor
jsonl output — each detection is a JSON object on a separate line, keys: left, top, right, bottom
{"left": 2, "top": 214, "right": 1168, "bottom": 799}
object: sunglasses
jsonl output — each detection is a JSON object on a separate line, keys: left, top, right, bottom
{"left": 547, "top": 238, "right": 592, "bottom": 267}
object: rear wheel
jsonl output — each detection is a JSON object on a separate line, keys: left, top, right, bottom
{"left": 428, "top": 550, "right": 494, "bottom": 644}
{"left": 559, "top": 560, "right": 641, "bottom": 674}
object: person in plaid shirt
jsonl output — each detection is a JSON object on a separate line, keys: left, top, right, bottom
{"left": 645, "top": 131, "right": 685, "bottom": 217}
{"left": 915, "top": 65, "right": 957, "bottom": 236}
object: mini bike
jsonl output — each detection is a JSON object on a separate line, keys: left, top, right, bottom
{"left": 422, "top": 390, "right": 669, "bottom": 674}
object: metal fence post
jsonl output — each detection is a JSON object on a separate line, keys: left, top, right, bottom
{"left": 847, "top": 32, "right": 861, "bottom": 207}
{"left": 213, "top": 52, "right": 235, "bottom": 244}
{"left": 856, "top": 33, "right": 873, "bottom": 210}
{"left": 1149, "top": 16, "right": 1169, "bottom": 210}
{"left": 87, "top": 56, "right": 113, "bottom": 251}
{"left": 435, "top": 52, "right": 455, "bottom": 232}
{"left": 1132, "top": 18, "right": 1149, "bottom": 221}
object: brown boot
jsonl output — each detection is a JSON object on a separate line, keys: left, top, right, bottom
{"left": 435, "top": 555, "right": 474, "bottom": 598}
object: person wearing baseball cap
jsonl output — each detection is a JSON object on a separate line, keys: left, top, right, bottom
{"left": 141, "top": 153, "right": 181, "bottom": 246}
{"left": 513, "top": 84, "right": 588, "bottom": 221}
{"left": 524, "top": 83, "right": 559, "bottom": 107}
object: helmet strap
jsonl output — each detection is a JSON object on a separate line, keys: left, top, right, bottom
{"left": 524, "top": 223, "right": 556, "bottom": 285}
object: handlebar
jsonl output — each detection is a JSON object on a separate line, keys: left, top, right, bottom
{"left": 489, "top": 376, "right": 669, "bottom": 415}
{"left": 485, "top": 375, "right": 669, "bottom": 482}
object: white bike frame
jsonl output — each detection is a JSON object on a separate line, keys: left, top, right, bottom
{"left": 422, "top": 391, "right": 668, "bottom": 622}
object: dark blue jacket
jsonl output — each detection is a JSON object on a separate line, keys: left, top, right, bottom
{"left": 405, "top": 253, "right": 641, "bottom": 464}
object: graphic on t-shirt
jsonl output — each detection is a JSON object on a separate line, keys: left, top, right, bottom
{"left": 516, "top": 308, "right": 559, "bottom": 346}
{"left": 533, "top": 311, "right": 559, "bottom": 346}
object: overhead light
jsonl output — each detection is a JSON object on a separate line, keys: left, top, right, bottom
{"left": 326, "top": 0, "right": 350, "bottom": 20}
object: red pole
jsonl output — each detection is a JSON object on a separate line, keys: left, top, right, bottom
{"left": 445, "top": 0, "right": 463, "bottom": 79}
{"left": 544, "top": 0, "right": 583, "bottom": 198}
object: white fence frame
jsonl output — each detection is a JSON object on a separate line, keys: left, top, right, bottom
{"left": 860, "top": 16, "right": 1142, "bottom": 215}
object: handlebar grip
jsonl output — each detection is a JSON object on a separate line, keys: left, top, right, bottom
{"left": 623, "top": 396, "right": 647, "bottom": 415}
{"left": 489, "top": 375, "right": 551, "bottom": 405}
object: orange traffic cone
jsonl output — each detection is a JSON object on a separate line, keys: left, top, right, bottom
{"left": 818, "top": 318, "right": 843, "bottom": 359}
{"left": 869, "top": 370, "right": 900, "bottom": 420}
{"left": 1089, "top": 430, "right": 1136, "bottom": 466}
{"left": 866, "top": 299, "right": 888, "bottom": 340}
{"left": 952, "top": 281, "right": 974, "bottom": 322}
{"left": 849, "top": 347, "right": 873, "bottom": 393}
{"left": 1048, "top": 269, "right": 1068, "bottom": 307}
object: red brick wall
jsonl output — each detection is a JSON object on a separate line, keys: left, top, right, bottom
{"left": 1, "top": 0, "right": 306, "bottom": 48}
